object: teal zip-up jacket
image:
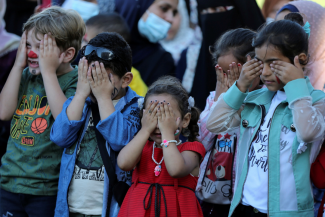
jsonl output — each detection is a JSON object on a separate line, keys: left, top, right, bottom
{"left": 206, "top": 77, "right": 325, "bottom": 217}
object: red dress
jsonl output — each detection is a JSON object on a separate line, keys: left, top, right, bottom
{"left": 118, "top": 141, "right": 206, "bottom": 217}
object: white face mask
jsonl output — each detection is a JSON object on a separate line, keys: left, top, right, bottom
{"left": 71, "top": 0, "right": 99, "bottom": 22}
{"left": 138, "top": 11, "right": 171, "bottom": 43}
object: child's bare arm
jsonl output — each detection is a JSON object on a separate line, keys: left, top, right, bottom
{"left": 158, "top": 102, "right": 201, "bottom": 178}
{"left": 0, "top": 32, "right": 27, "bottom": 121}
{"left": 66, "top": 57, "right": 91, "bottom": 121}
{"left": 39, "top": 34, "right": 68, "bottom": 119}
{"left": 118, "top": 101, "right": 159, "bottom": 171}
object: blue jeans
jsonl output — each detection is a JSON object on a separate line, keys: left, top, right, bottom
{"left": 0, "top": 188, "right": 56, "bottom": 217}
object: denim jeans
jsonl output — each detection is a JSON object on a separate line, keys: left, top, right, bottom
{"left": 0, "top": 188, "right": 56, "bottom": 217}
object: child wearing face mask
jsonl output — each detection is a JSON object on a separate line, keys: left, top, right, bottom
{"left": 117, "top": 76, "right": 205, "bottom": 217}
{"left": 0, "top": 6, "right": 85, "bottom": 217}
{"left": 206, "top": 13, "right": 325, "bottom": 217}
{"left": 196, "top": 28, "right": 261, "bottom": 217}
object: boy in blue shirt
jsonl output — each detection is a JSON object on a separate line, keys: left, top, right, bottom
{"left": 50, "top": 32, "right": 141, "bottom": 217}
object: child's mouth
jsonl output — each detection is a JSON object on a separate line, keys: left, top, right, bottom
{"left": 154, "top": 133, "right": 161, "bottom": 138}
{"left": 264, "top": 80, "right": 275, "bottom": 85}
{"left": 28, "top": 60, "right": 39, "bottom": 68}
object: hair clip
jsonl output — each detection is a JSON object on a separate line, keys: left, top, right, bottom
{"left": 303, "top": 21, "right": 311, "bottom": 38}
{"left": 188, "top": 96, "right": 195, "bottom": 110}
{"left": 138, "top": 98, "right": 144, "bottom": 110}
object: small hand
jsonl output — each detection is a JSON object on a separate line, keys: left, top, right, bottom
{"left": 141, "top": 101, "right": 159, "bottom": 134}
{"left": 157, "top": 102, "right": 181, "bottom": 136}
{"left": 236, "top": 55, "right": 263, "bottom": 93}
{"left": 270, "top": 56, "right": 304, "bottom": 85}
{"left": 87, "top": 61, "right": 114, "bottom": 101}
{"left": 13, "top": 31, "right": 27, "bottom": 70}
{"left": 75, "top": 57, "right": 91, "bottom": 99}
{"left": 214, "top": 65, "right": 228, "bottom": 101}
{"left": 228, "top": 62, "right": 242, "bottom": 87}
{"left": 39, "top": 33, "right": 65, "bottom": 74}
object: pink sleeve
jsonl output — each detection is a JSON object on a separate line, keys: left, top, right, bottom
{"left": 197, "top": 91, "right": 217, "bottom": 152}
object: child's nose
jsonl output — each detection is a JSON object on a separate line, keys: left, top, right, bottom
{"left": 261, "top": 64, "right": 272, "bottom": 77}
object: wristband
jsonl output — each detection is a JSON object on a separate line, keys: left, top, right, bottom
{"left": 161, "top": 140, "right": 177, "bottom": 148}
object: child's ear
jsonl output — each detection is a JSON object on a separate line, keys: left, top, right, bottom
{"left": 121, "top": 72, "right": 133, "bottom": 88}
{"left": 298, "top": 53, "right": 308, "bottom": 65}
{"left": 62, "top": 47, "right": 76, "bottom": 63}
{"left": 182, "top": 113, "right": 191, "bottom": 129}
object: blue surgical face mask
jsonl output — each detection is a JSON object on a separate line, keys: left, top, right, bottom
{"left": 71, "top": 0, "right": 99, "bottom": 22}
{"left": 138, "top": 11, "right": 171, "bottom": 43}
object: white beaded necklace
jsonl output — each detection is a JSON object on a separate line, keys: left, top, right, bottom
{"left": 152, "top": 140, "right": 182, "bottom": 176}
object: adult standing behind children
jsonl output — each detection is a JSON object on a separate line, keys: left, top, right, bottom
{"left": 276, "top": 1, "right": 325, "bottom": 91}
{"left": 51, "top": 32, "right": 142, "bottom": 217}
{"left": 0, "top": 0, "right": 20, "bottom": 165}
{"left": 0, "top": 6, "right": 85, "bottom": 216}
{"left": 178, "top": 0, "right": 265, "bottom": 110}
{"left": 115, "top": 0, "right": 177, "bottom": 86}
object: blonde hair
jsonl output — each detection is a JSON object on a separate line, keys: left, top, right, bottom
{"left": 23, "top": 6, "right": 86, "bottom": 62}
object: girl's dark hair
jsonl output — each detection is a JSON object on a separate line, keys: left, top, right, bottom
{"left": 210, "top": 28, "right": 256, "bottom": 65}
{"left": 142, "top": 76, "right": 200, "bottom": 142}
{"left": 252, "top": 13, "right": 308, "bottom": 65}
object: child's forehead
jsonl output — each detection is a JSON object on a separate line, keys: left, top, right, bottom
{"left": 146, "top": 94, "right": 180, "bottom": 110}
{"left": 26, "top": 28, "right": 44, "bottom": 43}
{"left": 255, "top": 44, "right": 287, "bottom": 62}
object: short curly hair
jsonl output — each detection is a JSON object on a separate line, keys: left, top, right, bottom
{"left": 82, "top": 32, "right": 132, "bottom": 78}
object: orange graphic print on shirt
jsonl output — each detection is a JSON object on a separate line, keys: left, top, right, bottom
{"left": 10, "top": 94, "right": 50, "bottom": 146}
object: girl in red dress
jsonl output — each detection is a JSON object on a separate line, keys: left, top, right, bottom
{"left": 118, "top": 76, "right": 205, "bottom": 217}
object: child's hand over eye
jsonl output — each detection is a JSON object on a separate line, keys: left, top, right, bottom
{"left": 87, "top": 62, "right": 114, "bottom": 102}
{"left": 13, "top": 31, "right": 27, "bottom": 71}
{"left": 75, "top": 57, "right": 91, "bottom": 99}
{"left": 157, "top": 102, "right": 181, "bottom": 137}
{"left": 39, "top": 33, "right": 65, "bottom": 75}
{"left": 270, "top": 56, "right": 304, "bottom": 85}
{"left": 215, "top": 65, "right": 228, "bottom": 99}
{"left": 236, "top": 56, "right": 263, "bottom": 93}
{"left": 228, "top": 62, "right": 242, "bottom": 88}
{"left": 141, "top": 101, "right": 159, "bottom": 134}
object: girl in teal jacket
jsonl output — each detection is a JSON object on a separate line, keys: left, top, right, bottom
{"left": 206, "top": 13, "right": 325, "bottom": 217}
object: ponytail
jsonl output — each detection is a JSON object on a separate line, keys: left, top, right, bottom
{"left": 182, "top": 106, "right": 200, "bottom": 142}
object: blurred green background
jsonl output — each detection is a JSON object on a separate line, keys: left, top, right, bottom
{"left": 256, "top": 0, "right": 325, "bottom": 7}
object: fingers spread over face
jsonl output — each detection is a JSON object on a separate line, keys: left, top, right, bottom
{"left": 82, "top": 58, "right": 88, "bottom": 78}
{"left": 95, "top": 61, "right": 103, "bottom": 81}
{"left": 160, "top": 102, "right": 166, "bottom": 119}
{"left": 87, "top": 66, "right": 94, "bottom": 85}
{"left": 100, "top": 63, "right": 109, "bottom": 81}
{"left": 91, "top": 63, "right": 98, "bottom": 83}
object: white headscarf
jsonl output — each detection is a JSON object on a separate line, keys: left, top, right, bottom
{"left": 0, "top": 0, "right": 20, "bottom": 58}
{"left": 160, "top": 0, "right": 194, "bottom": 64}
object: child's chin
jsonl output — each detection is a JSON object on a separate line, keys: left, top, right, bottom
{"left": 28, "top": 67, "right": 41, "bottom": 75}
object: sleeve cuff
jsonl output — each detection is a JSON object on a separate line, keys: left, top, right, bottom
{"left": 96, "top": 110, "right": 120, "bottom": 135}
{"left": 284, "top": 78, "right": 310, "bottom": 105}
{"left": 223, "top": 81, "right": 248, "bottom": 110}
